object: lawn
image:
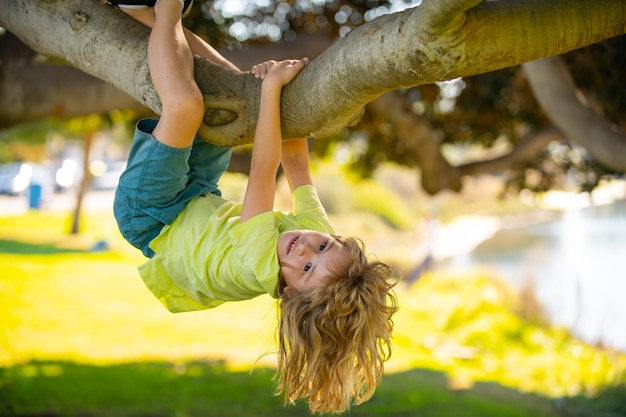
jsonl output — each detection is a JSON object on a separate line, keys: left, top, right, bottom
{"left": 1, "top": 209, "right": 625, "bottom": 416}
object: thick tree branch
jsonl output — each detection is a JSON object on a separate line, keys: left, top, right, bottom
{"left": 1, "top": 0, "right": 624, "bottom": 146}
{"left": 365, "top": 92, "right": 563, "bottom": 194}
{"left": 523, "top": 56, "right": 626, "bottom": 172}
{"left": 422, "top": 0, "right": 483, "bottom": 32}
{"left": 0, "top": 33, "right": 332, "bottom": 129}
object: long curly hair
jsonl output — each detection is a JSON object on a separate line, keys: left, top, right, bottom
{"left": 275, "top": 236, "right": 398, "bottom": 414}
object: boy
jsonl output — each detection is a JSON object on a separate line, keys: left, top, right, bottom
{"left": 111, "top": 0, "right": 397, "bottom": 413}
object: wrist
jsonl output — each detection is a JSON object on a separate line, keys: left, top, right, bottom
{"left": 261, "top": 77, "right": 285, "bottom": 92}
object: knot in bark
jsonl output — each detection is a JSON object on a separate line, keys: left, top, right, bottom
{"left": 70, "top": 11, "right": 89, "bottom": 32}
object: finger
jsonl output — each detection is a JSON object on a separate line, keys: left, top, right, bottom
{"left": 261, "top": 60, "right": 276, "bottom": 72}
{"left": 259, "top": 63, "right": 269, "bottom": 78}
{"left": 289, "top": 58, "right": 309, "bottom": 72}
{"left": 252, "top": 61, "right": 274, "bottom": 78}
{"left": 289, "top": 58, "right": 309, "bottom": 68}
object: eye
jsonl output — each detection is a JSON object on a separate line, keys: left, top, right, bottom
{"left": 303, "top": 263, "right": 312, "bottom": 272}
{"left": 319, "top": 242, "right": 327, "bottom": 252}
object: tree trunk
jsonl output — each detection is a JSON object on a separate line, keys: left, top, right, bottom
{"left": 1, "top": 0, "right": 624, "bottom": 145}
{"left": 70, "top": 131, "right": 92, "bottom": 235}
{"left": 368, "top": 90, "right": 463, "bottom": 194}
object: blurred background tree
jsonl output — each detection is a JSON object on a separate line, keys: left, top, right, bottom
{"left": 184, "top": 0, "right": 626, "bottom": 194}
{"left": 1, "top": 0, "right": 624, "bottom": 196}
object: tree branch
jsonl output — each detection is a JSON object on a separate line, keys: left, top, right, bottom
{"left": 422, "top": 0, "right": 483, "bottom": 32}
{"left": 1, "top": 0, "right": 624, "bottom": 146}
{"left": 458, "top": 128, "right": 564, "bottom": 176}
{"left": 368, "top": 91, "right": 462, "bottom": 194}
{"left": 0, "top": 64, "right": 152, "bottom": 128}
{"left": 523, "top": 56, "right": 626, "bottom": 172}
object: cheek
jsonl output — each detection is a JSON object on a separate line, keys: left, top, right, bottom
{"left": 279, "top": 266, "right": 293, "bottom": 285}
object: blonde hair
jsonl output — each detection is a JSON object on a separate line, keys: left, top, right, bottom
{"left": 275, "top": 236, "right": 398, "bottom": 414}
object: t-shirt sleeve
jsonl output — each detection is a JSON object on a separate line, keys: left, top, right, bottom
{"left": 292, "top": 185, "right": 335, "bottom": 235}
{"left": 227, "top": 211, "right": 281, "bottom": 298}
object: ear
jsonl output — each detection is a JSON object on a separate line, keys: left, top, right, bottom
{"left": 282, "top": 287, "right": 293, "bottom": 298}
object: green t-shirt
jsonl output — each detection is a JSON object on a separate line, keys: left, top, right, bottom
{"left": 138, "top": 185, "right": 335, "bottom": 313}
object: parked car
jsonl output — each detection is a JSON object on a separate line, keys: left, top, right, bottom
{"left": 53, "top": 158, "right": 83, "bottom": 192}
{"left": 0, "top": 162, "right": 55, "bottom": 198}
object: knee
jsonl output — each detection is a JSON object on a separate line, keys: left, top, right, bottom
{"left": 162, "top": 85, "right": 205, "bottom": 125}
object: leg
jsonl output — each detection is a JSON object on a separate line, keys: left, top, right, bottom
{"left": 115, "top": 4, "right": 240, "bottom": 72}
{"left": 148, "top": 0, "right": 204, "bottom": 148}
{"left": 114, "top": 0, "right": 231, "bottom": 256}
{"left": 183, "top": 28, "right": 240, "bottom": 72}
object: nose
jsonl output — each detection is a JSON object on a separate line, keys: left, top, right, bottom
{"left": 296, "top": 241, "right": 311, "bottom": 256}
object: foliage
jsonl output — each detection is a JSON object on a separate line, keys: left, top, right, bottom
{"left": 196, "top": 1, "right": 626, "bottom": 194}
{"left": 395, "top": 272, "right": 626, "bottom": 398}
{"left": 203, "top": 0, "right": 412, "bottom": 45}
{"left": 351, "top": 179, "right": 416, "bottom": 230}
{"left": 0, "top": 208, "right": 625, "bottom": 416}
{"left": 312, "top": 160, "right": 416, "bottom": 229}
{"left": 4, "top": 1, "right": 624, "bottom": 196}
{"left": 0, "top": 111, "right": 139, "bottom": 165}
{"left": 435, "top": 36, "right": 626, "bottom": 193}
{"left": 564, "top": 375, "right": 626, "bottom": 416}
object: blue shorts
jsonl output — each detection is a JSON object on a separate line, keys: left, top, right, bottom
{"left": 113, "top": 119, "right": 232, "bottom": 257}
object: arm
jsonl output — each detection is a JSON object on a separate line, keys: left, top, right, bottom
{"left": 281, "top": 138, "right": 314, "bottom": 192}
{"left": 240, "top": 58, "right": 309, "bottom": 222}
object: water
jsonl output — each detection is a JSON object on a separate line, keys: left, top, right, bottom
{"left": 443, "top": 200, "right": 626, "bottom": 351}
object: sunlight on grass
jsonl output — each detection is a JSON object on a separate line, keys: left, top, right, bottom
{"left": 0, "top": 211, "right": 279, "bottom": 371}
{"left": 390, "top": 272, "right": 626, "bottom": 398}
{"left": 0, "top": 248, "right": 279, "bottom": 369}
{"left": 1, "top": 209, "right": 625, "bottom": 408}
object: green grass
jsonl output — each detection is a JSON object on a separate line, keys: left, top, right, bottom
{"left": 1, "top": 362, "right": 564, "bottom": 417}
{"left": 1, "top": 210, "right": 625, "bottom": 416}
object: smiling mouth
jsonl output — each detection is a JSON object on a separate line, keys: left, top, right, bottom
{"left": 287, "top": 236, "right": 300, "bottom": 254}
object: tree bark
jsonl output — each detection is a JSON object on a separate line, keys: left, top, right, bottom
{"left": 0, "top": 33, "right": 332, "bottom": 128}
{"left": 1, "top": 0, "right": 624, "bottom": 146}
{"left": 523, "top": 56, "right": 626, "bottom": 172}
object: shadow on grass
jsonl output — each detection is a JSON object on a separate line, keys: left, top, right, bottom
{"left": 3, "top": 360, "right": 621, "bottom": 417}
{"left": 0, "top": 239, "right": 87, "bottom": 255}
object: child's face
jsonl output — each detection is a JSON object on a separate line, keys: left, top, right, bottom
{"left": 277, "top": 230, "right": 345, "bottom": 297}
